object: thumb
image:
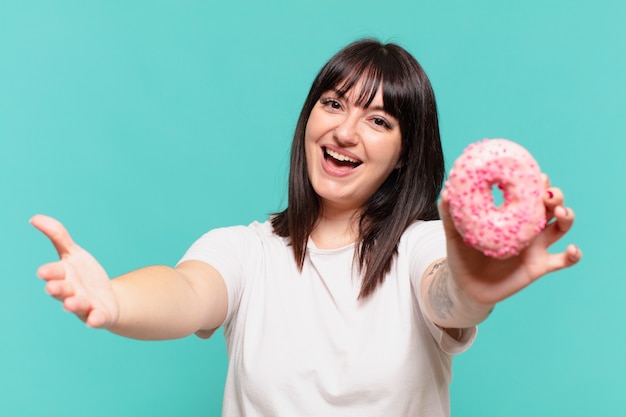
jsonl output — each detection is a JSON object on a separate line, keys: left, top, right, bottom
{"left": 30, "top": 214, "right": 76, "bottom": 258}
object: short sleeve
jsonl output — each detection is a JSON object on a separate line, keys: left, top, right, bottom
{"left": 403, "top": 221, "right": 477, "bottom": 355}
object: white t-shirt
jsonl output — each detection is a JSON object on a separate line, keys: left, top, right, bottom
{"left": 179, "top": 219, "right": 476, "bottom": 417}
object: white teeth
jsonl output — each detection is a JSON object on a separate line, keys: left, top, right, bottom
{"left": 326, "top": 148, "right": 360, "bottom": 164}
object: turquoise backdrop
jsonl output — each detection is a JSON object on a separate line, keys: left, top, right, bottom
{"left": 2, "top": 1, "right": 625, "bottom": 416}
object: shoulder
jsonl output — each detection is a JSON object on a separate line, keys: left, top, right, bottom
{"left": 197, "top": 219, "right": 279, "bottom": 242}
{"left": 178, "top": 219, "right": 284, "bottom": 263}
{"left": 400, "top": 220, "right": 444, "bottom": 246}
{"left": 399, "top": 220, "right": 446, "bottom": 277}
{"left": 248, "top": 219, "right": 284, "bottom": 240}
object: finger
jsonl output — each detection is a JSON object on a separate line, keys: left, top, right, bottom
{"left": 544, "top": 187, "right": 564, "bottom": 220}
{"left": 30, "top": 214, "right": 76, "bottom": 257}
{"left": 64, "top": 297, "right": 108, "bottom": 328}
{"left": 541, "top": 206, "right": 575, "bottom": 247}
{"left": 45, "top": 280, "right": 75, "bottom": 301}
{"left": 64, "top": 295, "right": 92, "bottom": 314}
{"left": 85, "top": 310, "right": 108, "bottom": 328}
{"left": 37, "top": 262, "right": 67, "bottom": 281}
{"left": 554, "top": 206, "right": 575, "bottom": 233}
{"left": 566, "top": 243, "right": 583, "bottom": 264}
{"left": 541, "top": 173, "right": 551, "bottom": 189}
{"left": 545, "top": 244, "right": 582, "bottom": 273}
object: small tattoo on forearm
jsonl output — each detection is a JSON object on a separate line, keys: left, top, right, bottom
{"left": 427, "top": 259, "right": 454, "bottom": 320}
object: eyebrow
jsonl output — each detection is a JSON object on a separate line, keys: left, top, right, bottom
{"left": 330, "top": 89, "right": 387, "bottom": 112}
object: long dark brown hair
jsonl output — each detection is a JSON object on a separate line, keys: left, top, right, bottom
{"left": 272, "top": 39, "right": 444, "bottom": 299}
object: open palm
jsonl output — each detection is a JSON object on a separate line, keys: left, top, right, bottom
{"left": 32, "top": 214, "right": 119, "bottom": 328}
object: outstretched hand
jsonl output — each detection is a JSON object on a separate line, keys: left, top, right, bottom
{"left": 31, "top": 215, "right": 119, "bottom": 328}
{"left": 439, "top": 178, "right": 582, "bottom": 307}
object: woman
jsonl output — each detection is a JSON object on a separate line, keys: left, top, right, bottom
{"left": 31, "top": 39, "right": 581, "bottom": 416}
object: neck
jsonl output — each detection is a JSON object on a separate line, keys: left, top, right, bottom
{"left": 310, "top": 205, "right": 361, "bottom": 249}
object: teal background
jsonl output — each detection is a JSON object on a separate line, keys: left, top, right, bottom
{"left": 1, "top": 1, "right": 625, "bottom": 416}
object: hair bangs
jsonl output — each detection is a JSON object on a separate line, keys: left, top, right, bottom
{"left": 317, "top": 51, "right": 397, "bottom": 112}
{"left": 336, "top": 66, "right": 383, "bottom": 109}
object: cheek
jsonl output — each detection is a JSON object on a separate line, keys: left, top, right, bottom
{"left": 376, "top": 136, "right": 402, "bottom": 169}
{"left": 393, "top": 146, "right": 403, "bottom": 168}
{"left": 304, "top": 110, "right": 322, "bottom": 141}
{"left": 303, "top": 127, "right": 315, "bottom": 160}
{"left": 303, "top": 132, "right": 319, "bottom": 177}
{"left": 392, "top": 135, "right": 403, "bottom": 166}
{"left": 304, "top": 113, "right": 325, "bottom": 159}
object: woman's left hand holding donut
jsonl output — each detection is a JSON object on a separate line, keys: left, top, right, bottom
{"left": 438, "top": 177, "right": 582, "bottom": 309}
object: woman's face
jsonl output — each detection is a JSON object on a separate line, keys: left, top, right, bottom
{"left": 304, "top": 82, "right": 402, "bottom": 214}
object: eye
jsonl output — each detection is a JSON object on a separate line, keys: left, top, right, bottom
{"left": 320, "top": 97, "right": 342, "bottom": 111}
{"left": 372, "top": 116, "right": 392, "bottom": 129}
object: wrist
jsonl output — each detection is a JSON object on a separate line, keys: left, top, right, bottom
{"left": 443, "top": 272, "right": 494, "bottom": 328}
{"left": 423, "top": 258, "right": 494, "bottom": 329}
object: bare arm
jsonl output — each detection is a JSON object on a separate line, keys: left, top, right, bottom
{"left": 110, "top": 262, "right": 227, "bottom": 340}
{"left": 32, "top": 214, "right": 227, "bottom": 340}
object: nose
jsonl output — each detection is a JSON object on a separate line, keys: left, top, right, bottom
{"left": 333, "top": 113, "right": 359, "bottom": 146}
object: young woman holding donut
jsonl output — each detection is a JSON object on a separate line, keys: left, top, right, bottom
{"left": 31, "top": 39, "right": 582, "bottom": 416}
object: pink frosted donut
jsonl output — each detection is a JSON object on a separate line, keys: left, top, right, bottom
{"left": 444, "top": 138, "right": 546, "bottom": 259}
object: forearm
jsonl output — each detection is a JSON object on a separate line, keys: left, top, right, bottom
{"left": 109, "top": 265, "right": 208, "bottom": 340}
{"left": 421, "top": 258, "right": 494, "bottom": 329}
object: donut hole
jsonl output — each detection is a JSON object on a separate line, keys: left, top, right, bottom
{"left": 491, "top": 183, "right": 505, "bottom": 208}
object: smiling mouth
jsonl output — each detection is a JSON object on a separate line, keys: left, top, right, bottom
{"left": 323, "top": 147, "right": 362, "bottom": 168}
